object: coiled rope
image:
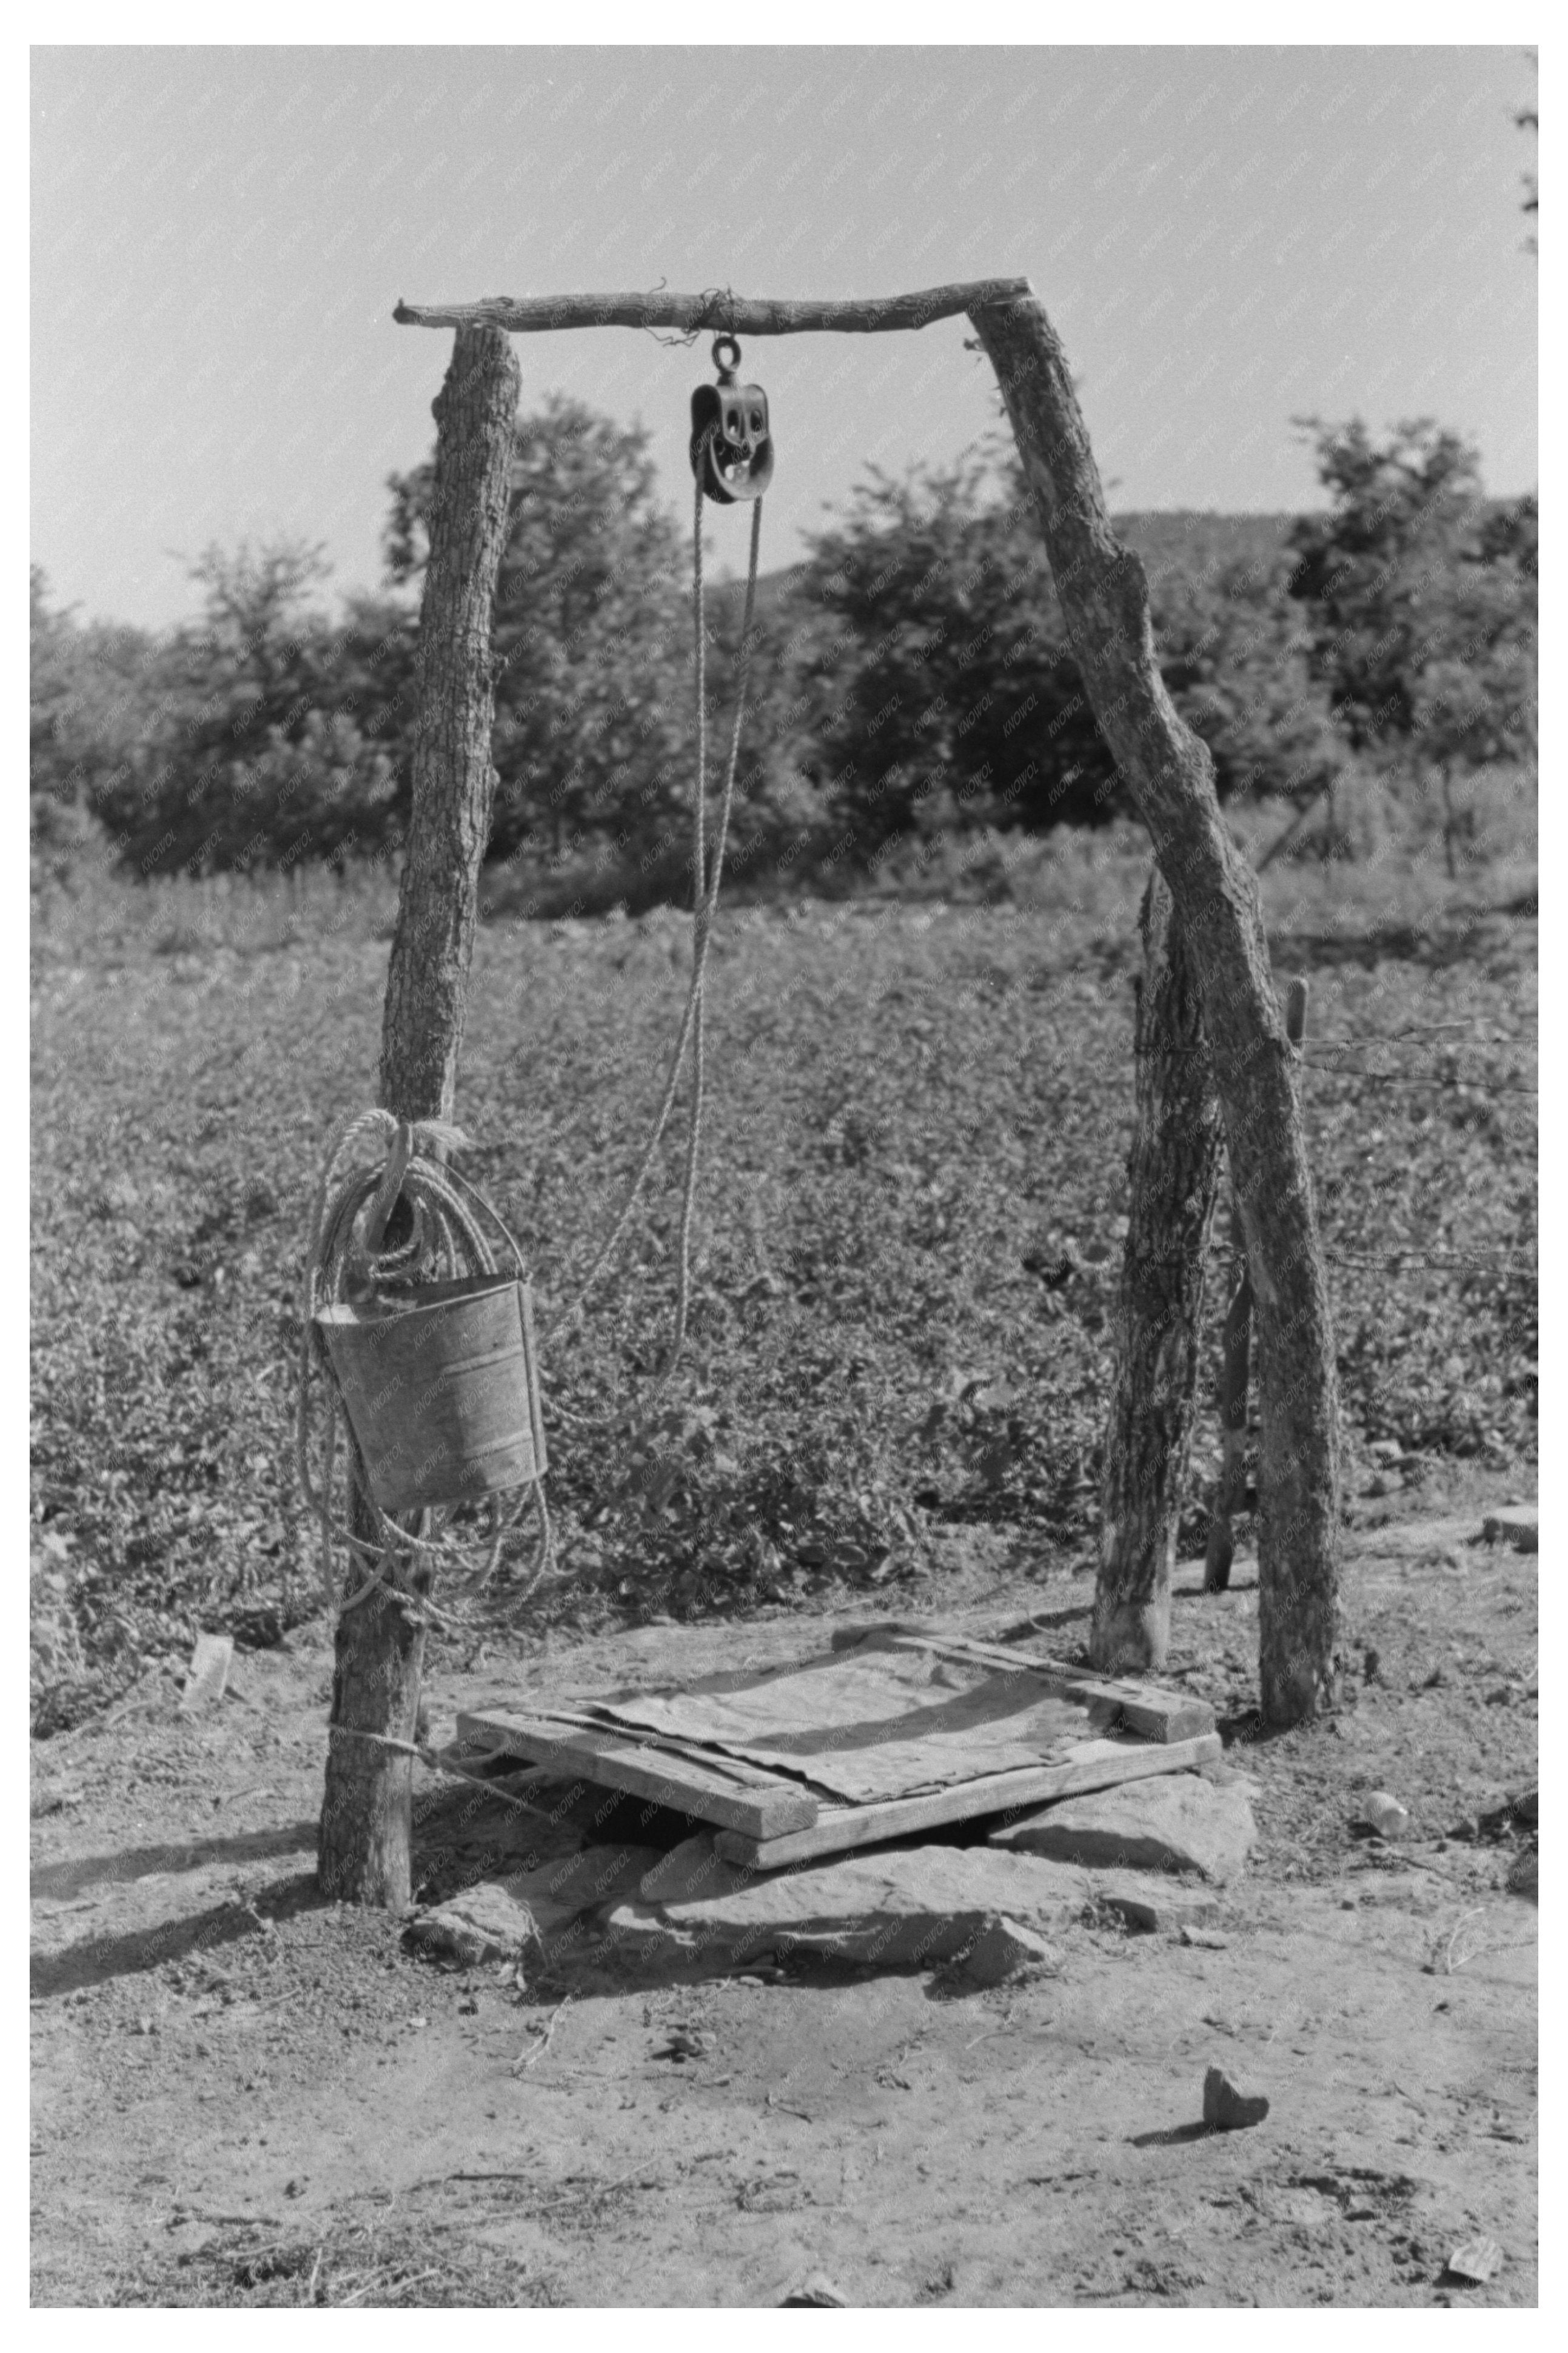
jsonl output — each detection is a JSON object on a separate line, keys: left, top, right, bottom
{"left": 297, "top": 452, "right": 763, "bottom": 1619}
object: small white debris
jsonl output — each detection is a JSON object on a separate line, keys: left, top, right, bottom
{"left": 1446, "top": 2235, "right": 1504, "bottom": 2284}
{"left": 181, "top": 1632, "right": 233, "bottom": 1713}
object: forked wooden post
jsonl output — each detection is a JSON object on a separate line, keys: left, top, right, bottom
{"left": 327, "top": 277, "right": 1342, "bottom": 1905}
{"left": 967, "top": 296, "right": 1340, "bottom": 1724}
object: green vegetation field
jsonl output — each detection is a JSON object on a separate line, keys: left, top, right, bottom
{"left": 30, "top": 830, "right": 1536, "bottom": 1733}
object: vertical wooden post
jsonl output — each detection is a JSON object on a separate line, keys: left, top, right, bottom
{"left": 317, "top": 324, "right": 520, "bottom": 1907}
{"left": 970, "top": 293, "right": 1342, "bottom": 1725}
{"left": 1202, "top": 1222, "right": 1253, "bottom": 1595}
{"left": 1093, "top": 871, "right": 1225, "bottom": 1670}
{"left": 1205, "top": 976, "right": 1308, "bottom": 1593}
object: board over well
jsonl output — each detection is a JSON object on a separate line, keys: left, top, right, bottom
{"left": 457, "top": 1633, "right": 1219, "bottom": 1867}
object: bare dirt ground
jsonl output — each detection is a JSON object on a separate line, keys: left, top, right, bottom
{"left": 31, "top": 1465, "right": 1536, "bottom": 2309}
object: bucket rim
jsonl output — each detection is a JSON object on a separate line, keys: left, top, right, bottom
{"left": 315, "top": 1270, "right": 524, "bottom": 1328}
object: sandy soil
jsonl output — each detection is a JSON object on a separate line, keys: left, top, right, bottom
{"left": 30, "top": 1469, "right": 1537, "bottom": 2308}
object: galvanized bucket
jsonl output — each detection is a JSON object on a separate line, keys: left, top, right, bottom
{"left": 316, "top": 1273, "right": 547, "bottom": 1516}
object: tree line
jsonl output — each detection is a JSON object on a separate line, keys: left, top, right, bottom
{"left": 32, "top": 398, "right": 1535, "bottom": 903}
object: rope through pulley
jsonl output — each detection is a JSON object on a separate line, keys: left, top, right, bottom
{"left": 297, "top": 347, "right": 769, "bottom": 1622}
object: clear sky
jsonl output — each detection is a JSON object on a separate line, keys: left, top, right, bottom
{"left": 32, "top": 44, "right": 1538, "bottom": 630}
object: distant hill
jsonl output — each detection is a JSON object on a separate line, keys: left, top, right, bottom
{"left": 1113, "top": 510, "right": 1301, "bottom": 587}
{"left": 711, "top": 510, "right": 1306, "bottom": 624}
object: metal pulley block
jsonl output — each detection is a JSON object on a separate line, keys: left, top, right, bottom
{"left": 689, "top": 334, "right": 774, "bottom": 504}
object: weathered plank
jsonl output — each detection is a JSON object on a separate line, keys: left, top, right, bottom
{"left": 712, "top": 1731, "right": 1223, "bottom": 1870}
{"left": 829, "top": 1627, "right": 1215, "bottom": 1742}
{"left": 455, "top": 1709, "right": 819, "bottom": 1842}
{"left": 493, "top": 1702, "right": 806, "bottom": 1790}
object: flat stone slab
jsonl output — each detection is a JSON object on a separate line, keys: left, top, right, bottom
{"left": 502, "top": 1844, "right": 665, "bottom": 1943}
{"left": 601, "top": 1843, "right": 1218, "bottom": 1972}
{"left": 1090, "top": 1875, "right": 1223, "bottom": 1933}
{"left": 988, "top": 1771, "right": 1255, "bottom": 1884}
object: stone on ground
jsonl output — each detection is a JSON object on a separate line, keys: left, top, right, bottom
{"left": 958, "top": 1916, "right": 1060, "bottom": 1987}
{"left": 1356, "top": 1790, "right": 1411, "bottom": 1839}
{"left": 406, "top": 1881, "right": 539, "bottom": 1966}
{"left": 988, "top": 1772, "right": 1255, "bottom": 1884}
{"left": 782, "top": 2272, "right": 847, "bottom": 2307}
{"left": 1093, "top": 1876, "right": 1223, "bottom": 1933}
{"left": 601, "top": 1844, "right": 1219, "bottom": 1970}
{"left": 1202, "top": 2064, "right": 1269, "bottom": 2130}
{"left": 1506, "top": 1847, "right": 1538, "bottom": 1900}
{"left": 606, "top": 1846, "right": 1089, "bottom": 1969}
{"left": 407, "top": 1843, "right": 663, "bottom": 1966}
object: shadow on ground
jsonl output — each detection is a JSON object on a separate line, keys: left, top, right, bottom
{"left": 30, "top": 1870, "right": 324, "bottom": 1998}
{"left": 32, "top": 1823, "right": 320, "bottom": 1903}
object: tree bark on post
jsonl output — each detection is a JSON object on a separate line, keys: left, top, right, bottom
{"left": 318, "top": 324, "right": 520, "bottom": 1906}
{"left": 1203, "top": 1202, "right": 1253, "bottom": 1595}
{"left": 1093, "top": 871, "right": 1225, "bottom": 1672}
{"left": 1206, "top": 976, "right": 1308, "bottom": 1592}
{"left": 969, "top": 293, "right": 1343, "bottom": 1723}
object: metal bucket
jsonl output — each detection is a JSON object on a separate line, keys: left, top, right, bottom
{"left": 316, "top": 1273, "right": 547, "bottom": 1515}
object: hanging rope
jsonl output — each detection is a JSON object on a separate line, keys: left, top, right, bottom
{"left": 297, "top": 454, "right": 765, "bottom": 1621}
{"left": 544, "top": 455, "right": 763, "bottom": 1378}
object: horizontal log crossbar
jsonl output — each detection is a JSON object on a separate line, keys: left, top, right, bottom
{"left": 393, "top": 280, "right": 1033, "bottom": 336}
